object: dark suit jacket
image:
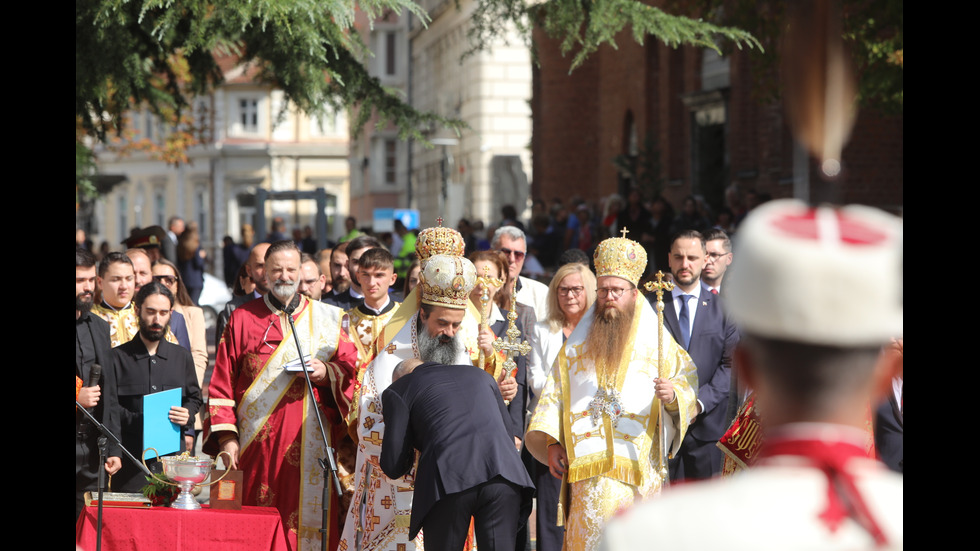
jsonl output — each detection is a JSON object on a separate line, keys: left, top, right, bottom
{"left": 75, "top": 311, "right": 121, "bottom": 455}
{"left": 380, "top": 362, "right": 534, "bottom": 539}
{"left": 489, "top": 304, "right": 537, "bottom": 439}
{"left": 215, "top": 293, "right": 257, "bottom": 343}
{"left": 322, "top": 288, "right": 362, "bottom": 312}
{"left": 874, "top": 392, "right": 903, "bottom": 473}
{"left": 652, "top": 282, "right": 738, "bottom": 440}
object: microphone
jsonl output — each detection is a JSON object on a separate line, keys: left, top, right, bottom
{"left": 88, "top": 363, "right": 102, "bottom": 388}
{"left": 84, "top": 363, "right": 102, "bottom": 414}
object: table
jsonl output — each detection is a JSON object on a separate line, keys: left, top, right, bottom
{"left": 75, "top": 504, "right": 289, "bottom": 551}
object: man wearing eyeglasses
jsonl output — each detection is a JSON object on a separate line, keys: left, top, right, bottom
{"left": 701, "top": 228, "right": 733, "bottom": 294}
{"left": 492, "top": 226, "right": 550, "bottom": 318}
{"left": 298, "top": 253, "right": 327, "bottom": 301}
{"left": 526, "top": 234, "right": 697, "bottom": 551}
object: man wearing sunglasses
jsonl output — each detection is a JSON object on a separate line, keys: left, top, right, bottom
{"left": 492, "top": 226, "right": 550, "bottom": 318}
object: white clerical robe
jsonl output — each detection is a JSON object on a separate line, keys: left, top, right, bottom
{"left": 338, "top": 310, "right": 473, "bottom": 551}
{"left": 526, "top": 298, "right": 699, "bottom": 551}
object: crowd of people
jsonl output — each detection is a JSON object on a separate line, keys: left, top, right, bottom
{"left": 76, "top": 195, "right": 902, "bottom": 551}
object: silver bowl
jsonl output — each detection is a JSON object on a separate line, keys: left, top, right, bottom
{"left": 159, "top": 454, "right": 214, "bottom": 510}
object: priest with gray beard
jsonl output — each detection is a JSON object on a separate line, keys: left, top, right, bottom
{"left": 340, "top": 252, "right": 492, "bottom": 551}
{"left": 416, "top": 308, "right": 466, "bottom": 365}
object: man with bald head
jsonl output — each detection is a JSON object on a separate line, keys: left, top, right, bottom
{"left": 215, "top": 242, "right": 270, "bottom": 340}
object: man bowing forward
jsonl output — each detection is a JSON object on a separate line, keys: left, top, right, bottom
{"left": 381, "top": 359, "right": 534, "bottom": 551}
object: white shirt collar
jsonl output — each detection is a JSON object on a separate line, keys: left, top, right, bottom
{"left": 362, "top": 294, "right": 391, "bottom": 316}
{"left": 671, "top": 281, "right": 702, "bottom": 300}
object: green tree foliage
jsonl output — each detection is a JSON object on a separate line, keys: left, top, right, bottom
{"left": 469, "top": 0, "right": 762, "bottom": 70}
{"left": 76, "top": 0, "right": 462, "bottom": 153}
{"left": 76, "top": 0, "right": 762, "bottom": 163}
{"left": 670, "top": 0, "right": 903, "bottom": 113}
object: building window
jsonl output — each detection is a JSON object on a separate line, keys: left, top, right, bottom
{"left": 194, "top": 186, "right": 209, "bottom": 241}
{"left": 240, "top": 98, "right": 258, "bottom": 132}
{"left": 154, "top": 189, "right": 166, "bottom": 227}
{"left": 196, "top": 99, "right": 212, "bottom": 142}
{"left": 118, "top": 195, "right": 128, "bottom": 244}
{"left": 144, "top": 111, "right": 155, "bottom": 142}
{"left": 310, "top": 107, "right": 346, "bottom": 137}
{"left": 385, "top": 31, "right": 397, "bottom": 76}
{"left": 384, "top": 139, "right": 398, "bottom": 185}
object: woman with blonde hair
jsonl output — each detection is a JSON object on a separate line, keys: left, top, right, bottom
{"left": 527, "top": 260, "right": 596, "bottom": 551}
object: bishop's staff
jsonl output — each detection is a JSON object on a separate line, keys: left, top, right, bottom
{"left": 476, "top": 264, "right": 504, "bottom": 369}
{"left": 643, "top": 269, "right": 674, "bottom": 488}
{"left": 493, "top": 277, "right": 531, "bottom": 406}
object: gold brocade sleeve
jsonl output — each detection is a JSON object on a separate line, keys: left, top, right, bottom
{"left": 662, "top": 337, "right": 699, "bottom": 458}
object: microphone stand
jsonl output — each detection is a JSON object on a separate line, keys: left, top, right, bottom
{"left": 281, "top": 298, "right": 343, "bottom": 551}
{"left": 76, "top": 401, "right": 153, "bottom": 551}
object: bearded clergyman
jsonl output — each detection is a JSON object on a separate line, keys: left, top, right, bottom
{"left": 525, "top": 233, "right": 699, "bottom": 551}
{"left": 341, "top": 211, "right": 537, "bottom": 551}
{"left": 204, "top": 240, "right": 359, "bottom": 551}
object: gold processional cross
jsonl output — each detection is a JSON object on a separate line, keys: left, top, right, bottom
{"left": 476, "top": 265, "right": 505, "bottom": 369}
{"left": 642, "top": 270, "right": 674, "bottom": 486}
{"left": 492, "top": 278, "right": 531, "bottom": 405}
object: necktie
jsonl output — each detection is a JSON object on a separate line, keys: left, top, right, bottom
{"left": 711, "top": 288, "right": 719, "bottom": 295}
{"left": 678, "top": 295, "right": 691, "bottom": 349}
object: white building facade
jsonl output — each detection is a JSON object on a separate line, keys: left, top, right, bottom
{"left": 89, "top": 64, "right": 351, "bottom": 278}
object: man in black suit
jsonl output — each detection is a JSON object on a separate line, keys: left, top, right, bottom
{"left": 874, "top": 338, "right": 903, "bottom": 473}
{"left": 380, "top": 359, "right": 534, "bottom": 551}
{"left": 76, "top": 247, "right": 122, "bottom": 520}
{"left": 654, "top": 230, "right": 738, "bottom": 481}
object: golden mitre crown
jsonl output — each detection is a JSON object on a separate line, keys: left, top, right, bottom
{"left": 593, "top": 229, "right": 647, "bottom": 286}
{"left": 416, "top": 219, "right": 465, "bottom": 262}
{"left": 419, "top": 254, "right": 477, "bottom": 309}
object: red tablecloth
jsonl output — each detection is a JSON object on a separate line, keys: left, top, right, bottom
{"left": 75, "top": 504, "right": 289, "bottom": 551}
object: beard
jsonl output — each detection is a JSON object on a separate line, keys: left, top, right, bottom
{"left": 252, "top": 275, "right": 271, "bottom": 294}
{"left": 583, "top": 298, "right": 636, "bottom": 375}
{"left": 76, "top": 292, "right": 93, "bottom": 314}
{"left": 417, "top": 326, "right": 464, "bottom": 366}
{"left": 332, "top": 277, "right": 351, "bottom": 294}
{"left": 271, "top": 279, "right": 298, "bottom": 301}
{"left": 140, "top": 322, "right": 168, "bottom": 342}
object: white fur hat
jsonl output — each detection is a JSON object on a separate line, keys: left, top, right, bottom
{"left": 726, "top": 199, "right": 902, "bottom": 346}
